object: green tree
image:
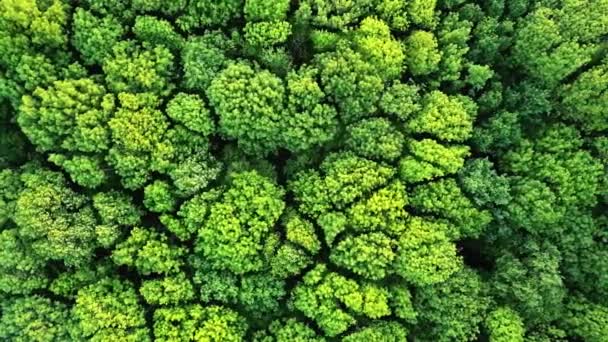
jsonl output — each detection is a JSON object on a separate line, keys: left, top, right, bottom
{"left": 399, "top": 139, "right": 470, "bottom": 183}
{"left": 501, "top": 125, "right": 603, "bottom": 216}
{"left": 558, "top": 58, "right": 608, "bottom": 132}
{"left": 181, "top": 32, "right": 236, "bottom": 91}
{"left": 466, "top": 63, "right": 494, "bottom": 90}
{"left": 345, "top": 118, "right": 404, "bottom": 161}
{"left": 407, "top": 91, "right": 475, "bottom": 142}
{"left": 13, "top": 167, "right": 99, "bottom": 265}
{"left": 133, "top": 15, "right": 183, "bottom": 51}
{"left": 49, "top": 153, "right": 107, "bottom": 188}
{"left": 290, "top": 152, "right": 395, "bottom": 216}
{"left": 410, "top": 178, "right": 492, "bottom": 239}
{"left": 280, "top": 66, "right": 338, "bottom": 152}
{"left": 283, "top": 212, "right": 321, "bottom": 254}
{"left": 196, "top": 171, "right": 285, "bottom": 274}
{"left": 162, "top": 125, "right": 222, "bottom": 197}
{"left": 72, "top": 278, "right": 150, "bottom": 341}
{"left": 295, "top": 0, "right": 375, "bottom": 31}
{"left": 353, "top": 17, "right": 405, "bottom": 81}
{"left": 342, "top": 322, "right": 408, "bottom": 342}
{"left": 485, "top": 307, "right": 525, "bottom": 342}
{"left": 17, "top": 78, "right": 115, "bottom": 187}
{"left": 0, "top": 228, "right": 48, "bottom": 295}
{"left": 72, "top": 9, "right": 124, "bottom": 65}
{"left": 409, "top": 0, "right": 437, "bottom": 28}
{"left": 93, "top": 191, "right": 141, "bottom": 226}
{"left": 375, "top": 0, "right": 409, "bottom": 30}
{"left": 458, "top": 158, "right": 511, "bottom": 207}
{"left": 160, "top": 188, "right": 223, "bottom": 241}
{"left": 18, "top": 78, "right": 114, "bottom": 153}
{"left": 79, "top": 0, "right": 134, "bottom": 19}
{"left": 330, "top": 232, "right": 395, "bottom": 280}
{"left": 131, "top": 0, "right": 187, "bottom": 15}
{"left": 414, "top": 268, "right": 489, "bottom": 341}
{"left": 473, "top": 111, "right": 523, "bottom": 155}
{"left": 245, "top": 0, "right": 289, "bottom": 21}
{"left": 103, "top": 41, "right": 174, "bottom": 95}
{"left": 144, "top": 180, "right": 176, "bottom": 213}
{"left": 405, "top": 30, "right": 441, "bottom": 76}
{"left": 0, "top": 0, "right": 74, "bottom": 98}
{"left": 153, "top": 305, "right": 247, "bottom": 342}
{"left": 346, "top": 180, "right": 409, "bottom": 237}
{"left": 207, "top": 62, "right": 285, "bottom": 154}
{"left": 0, "top": 169, "right": 22, "bottom": 227}
{"left": 93, "top": 190, "right": 141, "bottom": 247}
{"left": 562, "top": 296, "right": 608, "bottom": 342}
{"left": 49, "top": 261, "right": 112, "bottom": 299}
{"left": 491, "top": 242, "right": 566, "bottom": 324}
{"left": 291, "top": 264, "right": 391, "bottom": 336}
{"left": 166, "top": 93, "right": 214, "bottom": 136}
{"left": 243, "top": 21, "right": 292, "bottom": 52}
{"left": 380, "top": 82, "right": 421, "bottom": 121}
{"left": 113, "top": 227, "right": 185, "bottom": 275}
{"left": 395, "top": 217, "right": 462, "bottom": 286}
{"left": 435, "top": 12, "right": 472, "bottom": 84}
{"left": 2, "top": 1, "right": 608, "bottom": 341}
{"left": 504, "top": 178, "right": 562, "bottom": 235}
{"left": 191, "top": 259, "right": 287, "bottom": 316}
{"left": 140, "top": 272, "right": 195, "bottom": 305}
{"left": 512, "top": 3, "right": 607, "bottom": 87}
{"left": 252, "top": 318, "right": 325, "bottom": 341}
{"left": 107, "top": 92, "right": 170, "bottom": 189}
{"left": 315, "top": 43, "right": 384, "bottom": 123}
{"left": 0, "top": 296, "right": 71, "bottom": 342}
{"left": 177, "top": 0, "right": 243, "bottom": 31}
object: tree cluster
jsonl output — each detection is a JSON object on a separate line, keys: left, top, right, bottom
{"left": 0, "top": 0, "right": 607, "bottom": 341}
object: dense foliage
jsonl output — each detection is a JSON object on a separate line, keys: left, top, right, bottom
{"left": 0, "top": 0, "right": 607, "bottom": 341}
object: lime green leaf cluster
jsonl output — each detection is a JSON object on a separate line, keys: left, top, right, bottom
{"left": 1, "top": 1, "right": 606, "bottom": 341}
{"left": 72, "top": 278, "right": 150, "bottom": 341}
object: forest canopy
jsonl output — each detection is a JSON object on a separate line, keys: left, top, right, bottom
{"left": 0, "top": 0, "right": 607, "bottom": 341}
